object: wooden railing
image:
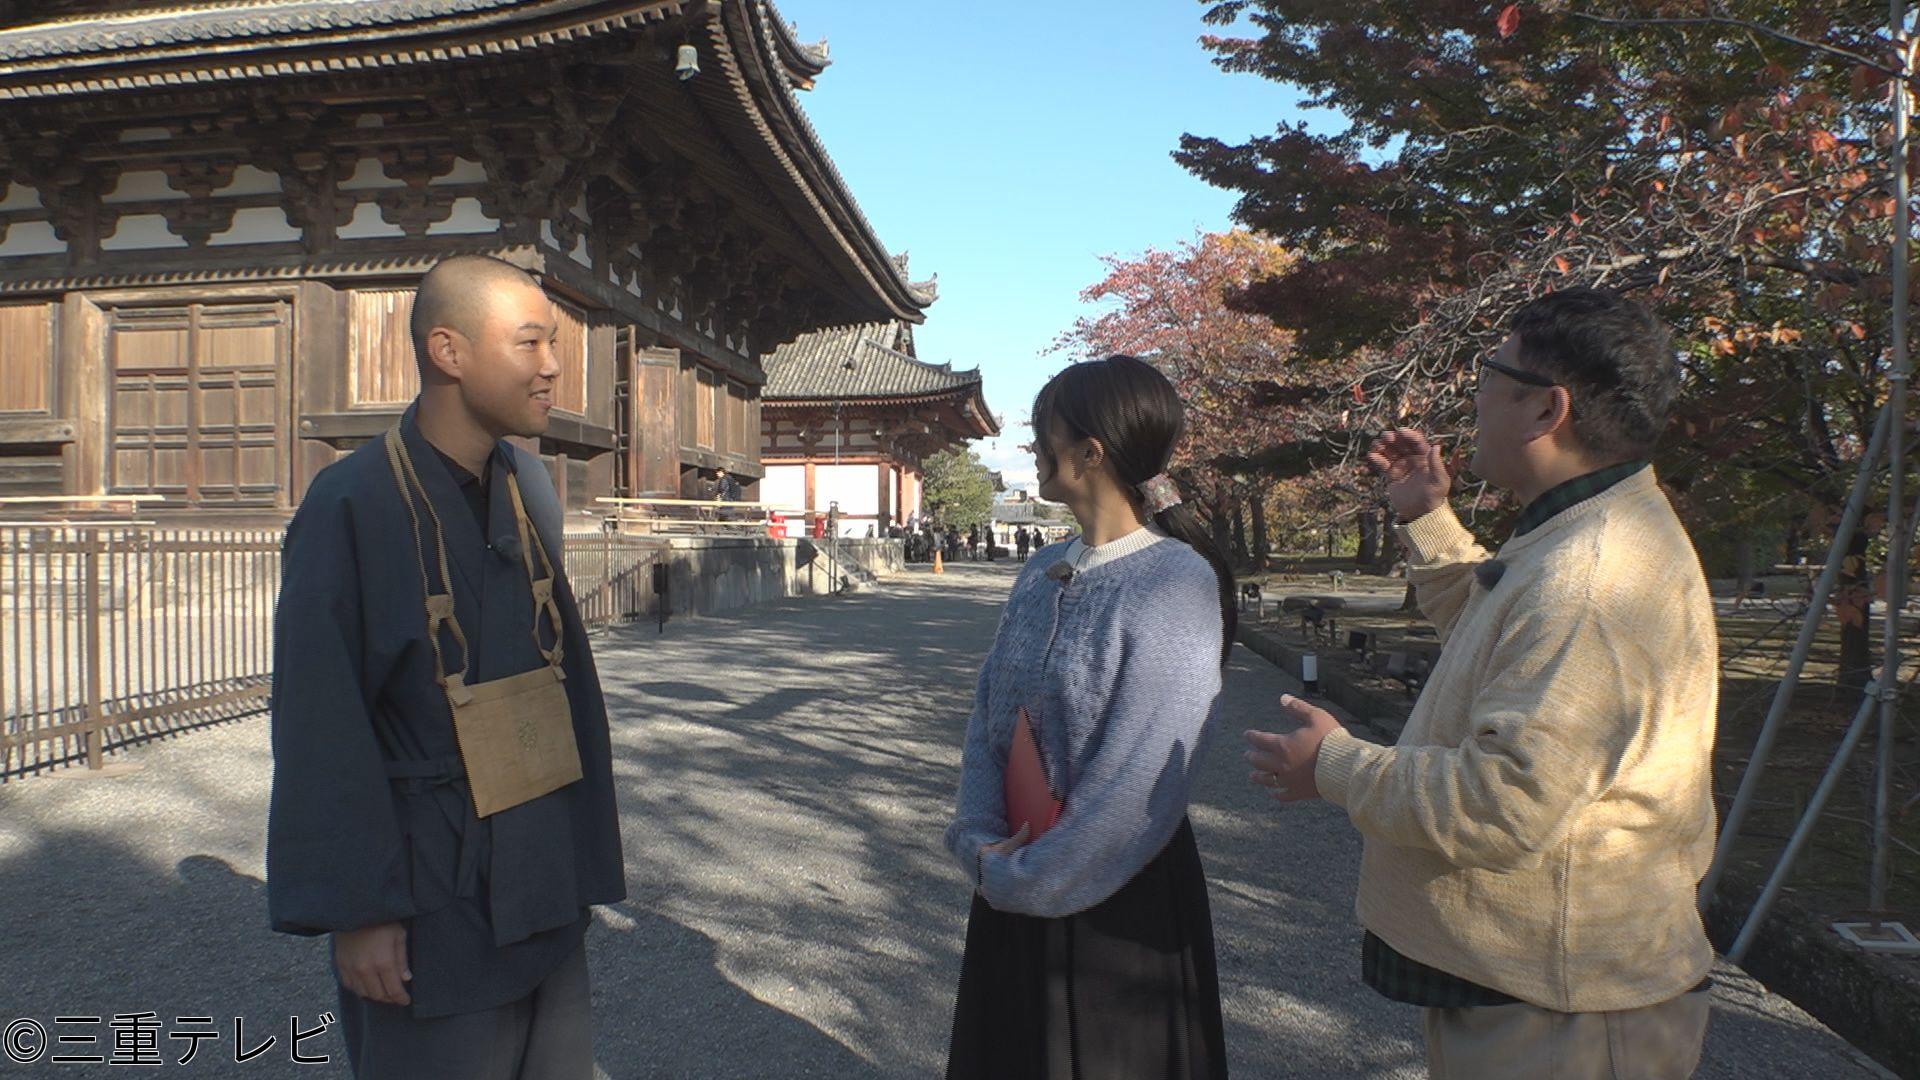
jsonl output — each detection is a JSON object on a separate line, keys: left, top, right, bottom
{"left": 595, "top": 497, "right": 802, "bottom": 537}
{"left": 0, "top": 524, "right": 280, "bottom": 779}
{"left": 561, "top": 531, "right": 659, "bottom": 629}
{"left": 0, "top": 519, "right": 673, "bottom": 779}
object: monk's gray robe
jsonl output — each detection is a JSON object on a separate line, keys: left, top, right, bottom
{"left": 267, "top": 404, "right": 626, "bottom": 1019}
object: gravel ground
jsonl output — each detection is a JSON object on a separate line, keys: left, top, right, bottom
{"left": 0, "top": 560, "right": 1895, "bottom": 1078}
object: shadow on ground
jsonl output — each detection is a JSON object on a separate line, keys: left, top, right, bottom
{"left": 0, "top": 560, "right": 1893, "bottom": 1078}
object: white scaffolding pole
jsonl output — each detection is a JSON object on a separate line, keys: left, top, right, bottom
{"left": 1720, "top": 7, "right": 1919, "bottom": 956}
{"left": 1870, "top": 0, "right": 1914, "bottom": 925}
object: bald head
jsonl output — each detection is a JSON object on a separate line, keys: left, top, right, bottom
{"left": 410, "top": 255, "right": 545, "bottom": 373}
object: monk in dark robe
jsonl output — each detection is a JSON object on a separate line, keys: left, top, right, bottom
{"left": 267, "top": 255, "right": 625, "bottom": 1079}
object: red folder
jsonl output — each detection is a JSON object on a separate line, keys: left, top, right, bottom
{"left": 1005, "top": 707, "right": 1064, "bottom": 840}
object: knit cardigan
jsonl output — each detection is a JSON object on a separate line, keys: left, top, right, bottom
{"left": 945, "top": 535, "right": 1225, "bottom": 918}
{"left": 1315, "top": 467, "right": 1719, "bottom": 1012}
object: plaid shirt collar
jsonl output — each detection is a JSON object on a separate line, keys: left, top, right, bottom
{"left": 1511, "top": 460, "right": 1648, "bottom": 539}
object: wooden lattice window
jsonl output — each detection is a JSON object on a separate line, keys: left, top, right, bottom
{"left": 110, "top": 301, "right": 286, "bottom": 506}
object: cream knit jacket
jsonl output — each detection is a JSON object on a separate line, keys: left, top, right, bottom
{"left": 1315, "top": 467, "right": 1718, "bottom": 1012}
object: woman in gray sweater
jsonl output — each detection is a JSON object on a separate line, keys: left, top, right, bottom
{"left": 944, "top": 356, "right": 1235, "bottom": 1079}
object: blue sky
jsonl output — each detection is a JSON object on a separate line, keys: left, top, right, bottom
{"left": 775, "top": 0, "right": 1327, "bottom": 490}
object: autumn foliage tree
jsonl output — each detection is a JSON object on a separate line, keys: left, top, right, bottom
{"left": 1178, "top": 0, "right": 1912, "bottom": 691}
{"left": 1051, "top": 229, "right": 1343, "bottom": 565}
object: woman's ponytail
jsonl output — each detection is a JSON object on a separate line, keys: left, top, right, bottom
{"left": 1155, "top": 501, "right": 1236, "bottom": 666}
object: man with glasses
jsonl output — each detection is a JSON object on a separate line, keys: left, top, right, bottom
{"left": 1245, "top": 288, "right": 1718, "bottom": 1079}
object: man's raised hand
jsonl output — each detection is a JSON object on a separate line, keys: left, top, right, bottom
{"left": 1365, "top": 429, "right": 1451, "bottom": 521}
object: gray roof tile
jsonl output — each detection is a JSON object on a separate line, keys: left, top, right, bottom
{"left": 0, "top": 0, "right": 523, "bottom": 62}
{"left": 764, "top": 321, "right": 983, "bottom": 401}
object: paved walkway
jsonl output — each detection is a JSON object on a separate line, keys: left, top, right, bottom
{"left": 0, "top": 561, "right": 1894, "bottom": 1078}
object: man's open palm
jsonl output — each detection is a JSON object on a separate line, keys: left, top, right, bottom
{"left": 1365, "top": 429, "right": 1451, "bottom": 520}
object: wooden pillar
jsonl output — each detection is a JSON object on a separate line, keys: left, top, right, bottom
{"left": 61, "top": 294, "right": 107, "bottom": 498}
{"left": 803, "top": 460, "right": 817, "bottom": 515}
{"left": 877, "top": 462, "right": 893, "bottom": 528}
{"left": 289, "top": 281, "right": 341, "bottom": 505}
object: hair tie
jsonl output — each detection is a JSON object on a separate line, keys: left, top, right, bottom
{"left": 1137, "top": 473, "right": 1182, "bottom": 514}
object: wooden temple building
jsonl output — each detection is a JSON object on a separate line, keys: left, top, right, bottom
{"left": 0, "top": 0, "right": 936, "bottom": 521}
{"left": 760, "top": 318, "right": 997, "bottom": 537}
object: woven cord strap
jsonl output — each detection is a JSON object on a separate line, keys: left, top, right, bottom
{"left": 383, "top": 428, "right": 473, "bottom": 703}
{"left": 505, "top": 470, "right": 566, "bottom": 671}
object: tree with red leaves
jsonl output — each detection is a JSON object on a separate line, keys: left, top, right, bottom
{"left": 1052, "top": 229, "right": 1342, "bottom": 566}
{"left": 1177, "top": 0, "right": 1911, "bottom": 692}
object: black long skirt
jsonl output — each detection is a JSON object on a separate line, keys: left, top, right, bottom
{"left": 946, "top": 817, "right": 1228, "bottom": 1080}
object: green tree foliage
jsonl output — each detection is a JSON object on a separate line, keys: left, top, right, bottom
{"left": 922, "top": 448, "right": 996, "bottom": 529}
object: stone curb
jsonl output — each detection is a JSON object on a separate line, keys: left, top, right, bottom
{"left": 1235, "top": 623, "right": 1414, "bottom": 742}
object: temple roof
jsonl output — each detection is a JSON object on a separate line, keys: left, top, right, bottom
{"left": 0, "top": 0, "right": 932, "bottom": 325}
{"left": 0, "top": 0, "right": 836, "bottom": 95}
{"left": 714, "top": 1, "right": 934, "bottom": 316}
{"left": 772, "top": 18, "right": 829, "bottom": 88}
{"left": 764, "top": 322, "right": 988, "bottom": 403}
{"left": 0, "top": 0, "right": 531, "bottom": 61}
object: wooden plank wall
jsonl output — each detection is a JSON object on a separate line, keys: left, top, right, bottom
{"left": 348, "top": 290, "right": 589, "bottom": 415}
{"left": 726, "top": 378, "right": 747, "bottom": 457}
{"left": 0, "top": 279, "right": 759, "bottom": 514}
{"left": 676, "top": 359, "right": 694, "bottom": 451}
{"left": 671, "top": 352, "right": 763, "bottom": 472}
{"left": 348, "top": 288, "right": 417, "bottom": 407}
{"left": 0, "top": 301, "right": 52, "bottom": 414}
{"left": 633, "top": 347, "right": 680, "bottom": 496}
{"left": 554, "top": 301, "right": 588, "bottom": 415}
{"left": 0, "top": 451, "right": 61, "bottom": 497}
{"left": 695, "top": 366, "right": 716, "bottom": 450}
{"left": 0, "top": 299, "right": 61, "bottom": 498}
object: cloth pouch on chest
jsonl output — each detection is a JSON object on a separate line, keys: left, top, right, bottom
{"left": 384, "top": 427, "right": 583, "bottom": 821}
{"left": 447, "top": 663, "right": 580, "bottom": 818}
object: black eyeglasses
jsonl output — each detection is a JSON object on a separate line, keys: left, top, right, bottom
{"left": 1476, "top": 355, "right": 1559, "bottom": 389}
